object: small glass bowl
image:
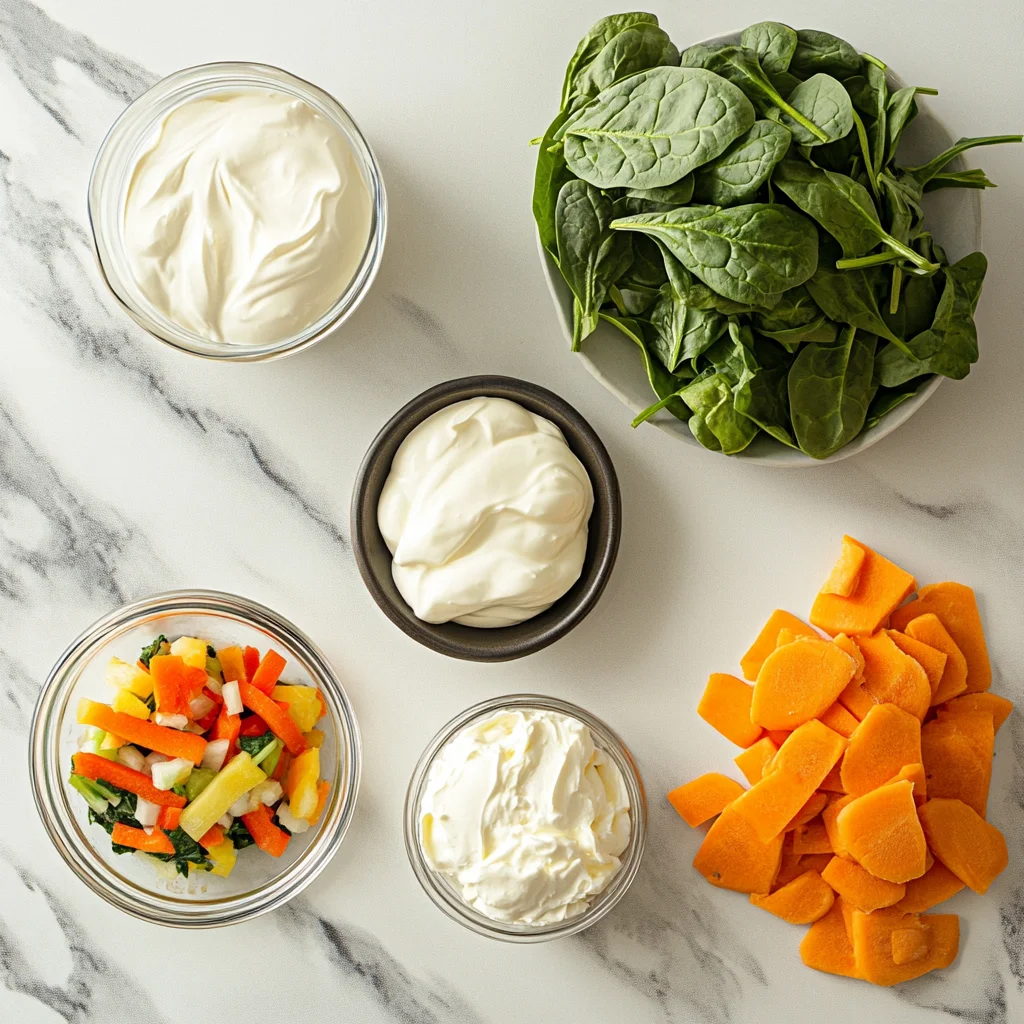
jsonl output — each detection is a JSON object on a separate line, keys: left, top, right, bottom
{"left": 88, "top": 62, "right": 387, "bottom": 361}
{"left": 404, "top": 694, "right": 647, "bottom": 942}
{"left": 30, "top": 590, "right": 361, "bottom": 927}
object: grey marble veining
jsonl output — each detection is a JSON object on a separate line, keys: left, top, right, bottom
{"left": 1, "top": 0, "right": 1023, "bottom": 1021}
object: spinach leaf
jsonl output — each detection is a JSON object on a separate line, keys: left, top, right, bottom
{"left": 679, "top": 44, "right": 831, "bottom": 144}
{"left": 625, "top": 178, "right": 694, "bottom": 205}
{"left": 599, "top": 312, "right": 693, "bottom": 423}
{"left": 741, "top": 22, "right": 798, "bottom": 76}
{"left": 139, "top": 635, "right": 168, "bottom": 669}
{"left": 559, "top": 66, "right": 756, "bottom": 189}
{"left": 782, "top": 74, "right": 855, "bottom": 146}
{"left": 87, "top": 782, "right": 142, "bottom": 835}
{"left": 875, "top": 253, "right": 987, "bottom": 385}
{"left": 572, "top": 23, "right": 679, "bottom": 107}
{"left": 691, "top": 120, "right": 791, "bottom": 205}
{"left": 789, "top": 326, "right": 877, "bottom": 458}
{"left": 885, "top": 86, "right": 922, "bottom": 164}
{"left": 805, "top": 260, "right": 911, "bottom": 352}
{"left": 648, "top": 282, "right": 726, "bottom": 371}
{"left": 753, "top": 286, "right": 837, "bottom": 345}
{"left": 902, "top": 134, "right": 1022, "bottom": 186}
{"left": 532, "top": 108, "right": 574, "bottom": 259}
{"left": 734, "top": 335, "right": 799, "bottom": 447}
{"left": 611, "top": 203, "right": 819, "bottom": 307}
{"left": 679, "top": 368, "right": 759, "bottom": 453}
{"left": 559, "top": 12, "right": 659, "bottom": 111}
{"left": 226, "top": 818, "right": 256, "bottom": 850}
{"left": 789, "top": 30, "right": 862, "bottom": 79}
{"left": 238, "top": 730, "right": 278, "bottom": 760}
{"left": 555, "top": 180, "right": 632, "bottom": 348}
{"left": 923, "top": 168, "right": 998, "bottom": 192}
{"left": 845, "top": 63, "right": 888, "bottom": 178}
{"left": 881, "top": 268, "right": 939, "bottom": 342}
{"left": 864, "top": 377, "right": 932, "bottom": 430}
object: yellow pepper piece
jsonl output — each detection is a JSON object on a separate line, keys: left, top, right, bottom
{"left": 170, "top": 636, "right": 209, "bottom": 670}
{"left": 206, "top": 839, "right": 237, "bottom": 878}
{"left": 104, "top": 657, "right": 154, "bottom": 699}
{"left": 272, "top": 685, "right": 321, "bottom": 733}
{"left": 286, "top": 747, "right": 320, "bottom": 820}
{"left": 112, "top": 689, "right": 151, "bottom": 720}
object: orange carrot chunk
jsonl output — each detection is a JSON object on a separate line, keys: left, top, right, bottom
{"left": 837, "top": 679, "right": 876, "bottom": 721}
{"left": 885, "top": 629, "right": 948, "bottom": 701}
{"left": 810, "top": 537, "right": 916, "bottom": 637}
{"left": 667, "top": 773, "right": 745, "bottom": 828}
{"left": 903, "top": 614, "right": 969, "bottom": 704}
{"left": 751, "top": 639, "right": 857, "bottom": 731}
{"left": 822, "top": 794, "right": 854, "bottom": 859}
{"left": 110, "top": 823, "right": 176, "bottom": 854}
{"left": 851, "top": 907, "right": 959, "bottom": 985}
{"left": 885, "top": 763, "right": 928, "bottom": 805}
{"left": 157, "top": 806, "right": 182, "bottom": 830}
{"left": 918, "top": 798, "right": 1008, "bottom": 894}
{"left": 692, "top": 806, "right": 784, "bottom": 895}
{"left": 731, "top": 720, "right": 847, "bottom": 842}
{"left": 784, "top": 791, "right": 828, "bottom": 832}
{"left": 938, "top": 692, "right": 1013, "bottom": 733}
{"left": 821, "top": 855, "right": 905, "bottom": 912}
{"left": 820, "top": 537, "right": 866, "bottom": 597}
{"left": 921, "top": 714, "right": 993, "bottom": 817}
{"left": 734, "top": 736, "right": 779, "bottom": 785}
{"left": 740, "top": 610, "right": 821, "bottom": 681}
{"left": 800, "top": 899, "right": 860, "bottom": 978}
{"left": 840, "top": 703, "right": 921, "bottom": 797}
{"left": 896, "top": 861, "right": 966, "bottom": 913}
{"left": 750, "top": 869, "right": 834, "bottom": 924}
{"left": 77, "top": 698, "right": 207, "bottom": 764}
{"left": 836, "top": 780, "right": 928, "bottom": 884}
{"left": 890, "top": 582, "right": 991, "bottom": 693}
{"left": 697, "top": 673, "right": 763, "bottom": 748}
{"left": 792, "top": 822, "right": 833, "bottom": 856}
{"left": 855, "top": 631, "right": 931, "bottom": 721}
{"left": 199, "top": 824, "right": 226, "bottom": 850}
{"left": 818, "top": 701, "right": 859, "bottom": 738}
{"left": 241, "top": 804, "right": 290, "bottom": 858}
{"left": 238, "top": 681, "right": 308, "bottom": 755}
{"left": 73, "top": 752, "right": 186, "bottom": 807}
{"left": 250, "top": 649, "right": 287, "bottom": 695}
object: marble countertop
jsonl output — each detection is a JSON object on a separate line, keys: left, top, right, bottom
{"left": 2, "top": 0, "right": 1022, "bottom": 1020}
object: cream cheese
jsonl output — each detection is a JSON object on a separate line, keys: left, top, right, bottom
{"left": 418, "top": 708, "right": 631, "bottom": 925}
{"left": 377, "top": 397, "right": 594, "bottom": 628}
{"left": 121, "top": 88, "right": 371, "bottom": 346}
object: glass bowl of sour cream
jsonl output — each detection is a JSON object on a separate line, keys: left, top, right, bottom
{"left": 88, "top": 62, "right": 386, "bottom": 360}
{"left": 404, "top": 694, "right": 647, "bottom": 942}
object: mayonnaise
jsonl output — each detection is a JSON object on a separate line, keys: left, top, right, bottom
{"left": 419, "top": 709, "right": 631, "bottom": 925}
{"left": 377, "top": 397, "right": 594, "bottom": 628}
{"left": 121, "top": 88, "right": 371, "bottom": 346}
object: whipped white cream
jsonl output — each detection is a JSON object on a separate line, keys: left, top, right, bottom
{"left": 377, "top": 397, "right": 594, "bottom": 628}
{"left": 121, "top": 87, "right": 371, "bottom": 346}
{"left": 418, "top": 708, "right": 631, "bottom": 925}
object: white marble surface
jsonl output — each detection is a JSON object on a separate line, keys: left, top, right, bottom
{"left": 1, "top": 0, "right": 1023, "bottom": 1020}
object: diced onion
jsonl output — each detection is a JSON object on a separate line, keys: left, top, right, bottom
{"left": 221, "top": 680, "right": 243, "bottom": 716}
{"left": 190, "top": 695, "right": 216, "bottom": 719}
{"left": 205, "top": 676, "right": 223, "bottom": 695}
{"left": 134, "top": 797, "right": 160, "bottom": 827}
{"left": 145, "top": 751, "right": 169, "bottom": 770}
{"left": 154, "top": 712, "right": 188, "bottom": 730}
{"left": 201, "top": 738, "right": 230, "bottom": 772}
{"left": 216, "top": 813, "right": 234, "bottom": 830}
{"left": 151, "top": 757, "right": 192, "bottom": 791}
{"left": 117, "top": 745, "right": 148, "bottom": 773}
{"left": 276, "top": 802, "right": 311, "bottom": 834}
{"left": 228, "top": 791, "right": 258, "bottom": 817}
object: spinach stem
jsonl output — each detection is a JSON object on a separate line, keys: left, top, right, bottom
{"left": 775, "top": 98, "right": 830, "bottom": 144}
{"left": 851, "top": 110, "right": 880, "bottom": 198}
{"left": 882, "top": 233, "right": 940, "bottom": 273}
{"left": 889, "top": 265, "right": 903, "bottom": 315}
{"left": 632, "top": 392, "right": 678, "bottom": 427}
{"left": 862, "top": 52, "right": 887, "bottom": 70}
{"left": 836, "top": 251, "right": 899, "bottom": 270}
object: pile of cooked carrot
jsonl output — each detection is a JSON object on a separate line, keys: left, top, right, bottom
{"left": 668, "top": 536, "right": 1011, "bottom": 986}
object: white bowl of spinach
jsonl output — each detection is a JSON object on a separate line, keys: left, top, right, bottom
{"left": 534, "top": 15, "right": 1020, "bottom": 463}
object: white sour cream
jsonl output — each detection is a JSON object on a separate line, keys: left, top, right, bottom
{"left": 419, "top": 709, "right": 631, "bottom": 925}
{"left": 121, "top": 88, "right": 371, "bottom": 346}
{"left": 377, "top": 397, "right": 594, "bottom": 628}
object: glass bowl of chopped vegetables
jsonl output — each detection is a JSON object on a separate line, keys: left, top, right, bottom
{"left": 30, "top": 590, "right": 361, "bottom": 927}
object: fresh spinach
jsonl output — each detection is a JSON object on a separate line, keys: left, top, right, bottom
{"left": 691, "top": 120, "right": 791, "bottom": 205}
{"left": 226, "top": 818, "right": 256, "bottom": 850}
{"left": 559, "top": 66, "right": 756, "bottom": 189}
{"left": 611, "top": 203, "right": 819, "bottom": 306}
{"left": 572, "top": 23, "right": 679, "bottom": 106}
{"left": 864, "top": 377, "right": 932, "bottom": 429}
{"left": 625, "top": 178, "right": 695, "bottom": 205}
{"left": 789, "top": 30, "right": 862, "bottom": 79}
{"left": 238, "top": 730, "right": 278, "bottom": 760}
{"left": 740, "top": 22, "right": 797, "bottom": 77}
{"left": 679, "top": 367, "right": 759, "bottom": 453}
{"left": 902, "top": 135, "right": 1022, "bottom": 186}
{"left": 782, "top": 74, "right": 854, "bottom": 146}
{"left": 139, "top": 635, "right": 167, "bottom": 669}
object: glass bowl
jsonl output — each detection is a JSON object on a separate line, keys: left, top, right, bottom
{"left": 404, "top": 694, "right": 647, "bottom": 941}
{"left": 30, "top": 590, "right": 361, "bottom": 927}
{"left": 88, "top": 62, "right": 387, "bottom": 361}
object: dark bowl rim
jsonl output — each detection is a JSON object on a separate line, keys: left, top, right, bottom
{"left": 349, "top": 375, "right": 621, "bottom": 662}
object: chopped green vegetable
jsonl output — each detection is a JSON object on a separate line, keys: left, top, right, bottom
{"left": 185, "top": 767, "right": 218, "bottom": 802}
{"left": 139, "top": 635, "right": 168, "bottom": 669}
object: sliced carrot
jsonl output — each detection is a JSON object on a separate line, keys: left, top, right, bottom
{"left": 885, "top": 763, "right": 927, "bottom": 806}
{"left": 792, "top": 822, "right": 833, "bottom": 856}
{"left": 885, "top": 629, "right": 948, "bottom": 701}
{"left": 199, "top": 824, "right": 226, "bottom": 850}
{"left": 851, "top": 907, "right": 959, "bottom": 985}
{"left": 821, "top": 856, "right": 905, "bottom": 912}
{"left": 833, "top": 633, "right": 866, "bottom": 679}
{"left": 238, "top": 681, "right": 307, "bottom": 755}
{"left": 890, "top": 582, "right": 991, "bottom": 693}
{"left": 217, "top": 645, "right": 248, "bottom": 684}
{"left": 750, "top": 869, "right": 834, "bottom": 924}
{"left": 822, "top": 794, "right": 854, "bottom": 859}
{"left": 837, "top": 679, "right": 876, "bottom": 721}
{"left": 855, "top": 632, "right": 931, "bottom": 721}
{"left": 243, "top": 646, "right": 261, "bottom": 680}
{"left": 740, "top": 610, "right": 821, "bottom": 681}
{"left": 903, "top": 613, "right": 969, "bottom": 704}
{"left": 810, "top": 537, "right": 916, "bottom": 637}
{"left": 307, "top": 779, "right": 330, "bottom": 824}
{"left": 921, "top": 713, "right": 993, "bottom": 817}
{"left": 734, "top": 736, "right": 778, "bottom": 785}
{"left": 667, "top": 773, "right": 745, "bottom": 828}
{"left": 840, "top": 703, "right": 921, "bottom": 797}
{"left": 819, "top": 761, "right": 845, "bottom": 793}
{"left": 820, "top": 537, "right": 866, "bottom": 597}
{"left": 800, "top": 899, "right": 860, "bottom": 979}
{"left": 938, "top": 692, "right": 1013, "bottom": 733}
{"left": 751, "top": 639, "right": 857, "bottom": 731}
{"left": 73, "top": 752, "right": 186, "bottom": 808}
{"left": 918, "top": 798, "right": 1008, "bottom": 894}
{"left": 76, "top": 699, "right": 206, "bottom": 764}
{"left": 731, "top": 720, "right": 847, "bottom": 842}
{"left": 766, "top": 729, "right": 792, "bottom": 747}
{"left": 836, "top": 781, "right": 928, "bottom": 884}
{"left": 157, "top": 806, "right": 182, "bottom": 830}
{"left": 897, "top": 861, "right": 966, "bottom": 913}
{"left": 249, "top": 649, "right": 287, "bottom": 695}
{"left": 697, "top": 673, "right": 762, "bottom": 747}
{"left": 784, "top": 791, "right": 827, "bottom": 832}
{"left": 150, "top": 655, "right": 206, "bottom": 717}
{"left": 818, "top": 702, "right": 858, "bottom": 738}
{"left": 692, "top": 805, "right": 784, "bottom": 894}
{"left": 111, "top": 822, "right": 175, "bottom": 854}
{"left": 241, "top": 804, "right": 290, "bottom": 858}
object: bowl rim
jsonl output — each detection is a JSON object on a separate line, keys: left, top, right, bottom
{"left": 87, "top": 60, "right": 388, "bottom": 362}
{"left": 538, "top": 30, "right": 982, "bottom": 466}
{"left": 402, "top": 693, "right": 648, "bottom": 941}
{"left": 350, "top": 375, "right": 622, "bottom": 661}
{"left": 29, "top": 589, "right": 362, "bottom": 927}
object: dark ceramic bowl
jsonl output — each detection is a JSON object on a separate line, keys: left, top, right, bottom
{"left": 350, "top": 376, "right": 620, "bottom": 661}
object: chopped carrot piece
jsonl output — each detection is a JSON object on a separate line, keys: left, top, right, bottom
{"left": 784, "top": 791, "right": 827, "bottom": 832}
{"left": 734, "top": 737, "right": 778, "bottom": 785}
{"left": 885, "top": 629, "right": 948, "bottom": 701}
{"left": 800, "top": 899, "right": 860, "bottom": 978}
{"left": 897, "top": 861, "right": 966, "bottom": 913}
{"left": 851, "top": 907, "right": 959, "bottom": 985}
{"left": 692, "top": 806, "right": 784, "bottom": 894}
{"left": 938, "top": 692, "right": 1013, "bottom": 733}
{"left": 73, "top": 752, "right": 185, "bottom": 807}
{"left": 818, "top": 701, "right": 858, "bottom": 738}
{"left": 199, "top": 824, "right": 226, "bottom": 850}
{"left": 238, "top": 681, "right": 307, "bottom": 755}
{"left": 697, "top": 673, "right": 762, "bottom": 747}
{"left": 243, "top": 646, "right": 261, "bottom": 681}
{"left": 903, "top": 614, "right": 969, "bottom": 704}
{"left": 820, "top": 537, "right": 867, "bottom": 597}
{"left": 918, "top": 798, "right": 1008, "bottom": 894}
{"left": 217, "top": 646, "right": 248, "bottom": 684}
{"left": 150, "top": 655, "right": 206, "bottom": 716}
{"left": 111, "top": 823, "right": 175, "bottom": 854}
{"left": 740, "top": 610, "right": 821, "bottom": 681}
{"left": 157, "top": 806, "right": 182, "bottom": 830}
{"left": 836, "top": 781, "right": 928, "bottom": 884}
{"left": 821, "top": 856, "right": 905, "bottom": 912}
{"left": 250, "top": 650, "right": 287, "bottom": 695}
{"left": 307, "top": 779, "right": 330, "bottom": 824}
{"left": 667, "top": 773, "right": 745, "bottom": 827}
{"left": 855, "top": 632, "right": 931, "bottom": 721}
{"left": 76, "top": 699, "right": 206, "bottom": 764}
{"left": 792, "top": 822, "right": 833, "bottom": 856}
{"left": 885, "top": 763, "right": 927, "bottom": 805}
{"left": 837, "top": 679, "right": 876, "bottom": 721}
{"left": 841, "top": 703, "right": 921, "bottom": 797}
{"left": 241, "top": 804, "right": 290, "bottom": 858}
{"left": 921, "top": 713, "right": 993, "bottom": 816}
{"left": 751, "top": 869, "right": 834, "bottom": 924}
